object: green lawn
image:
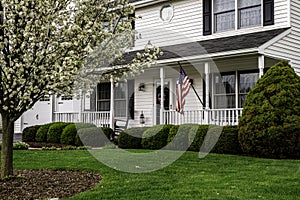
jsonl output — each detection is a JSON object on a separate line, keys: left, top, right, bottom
{"left": 7, "top": 150, "right": 300, "bottom": 199}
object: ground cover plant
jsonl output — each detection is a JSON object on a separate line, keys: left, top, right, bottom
{"left": 0, "top": 150, "right": 299, "bottom": 199}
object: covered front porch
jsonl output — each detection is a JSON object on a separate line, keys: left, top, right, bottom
{"left": 53, "top": 108, "right": 243, "bottom": 128}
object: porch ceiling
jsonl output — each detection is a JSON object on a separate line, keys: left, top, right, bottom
{"left": 122, "top": 28, "right": 289, "bottom": 64}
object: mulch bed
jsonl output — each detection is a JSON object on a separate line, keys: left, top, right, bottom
{"left": 0, "top": 169, "right": 102, "bottom": 200}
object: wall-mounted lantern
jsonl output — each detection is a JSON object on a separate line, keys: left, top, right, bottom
{"left": 138, "top": 83, "right": 145, "bottom": 92}
{"left": 140, "top": 111, "right": 145, "bottom": 124}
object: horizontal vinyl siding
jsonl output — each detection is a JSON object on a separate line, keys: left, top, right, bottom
{"left": 135, "top": 0, "right": 202, "bottom": 48}
{"left": 274, "top": 0, "right": 290, "bottom": 25}
{"left": 264, "top": 0, "right": 300, "bottom": 75}
{"left": 134, "top": 0, "right": 290, "bottom": 49}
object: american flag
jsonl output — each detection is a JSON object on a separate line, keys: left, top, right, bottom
{"left": 176, "top": 67, "right": 191, "bottom": 114}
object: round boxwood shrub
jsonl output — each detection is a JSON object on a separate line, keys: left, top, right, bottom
{"left": 118, "top": 127, "right": 149, "bottom": 149}
{"left": 75, "top": 127, "right": 109, "bottom": 147}
{"left": 22, "top": 125, "right": 41, "bottom": 142}
{"left": 60, "top": 123, "right": 77, "bottom": 145}
{"left": 141, "top": 124, "right": 174, "bottom": 150}
{"left": 36, "top": 123, "right": 56, "bottom": 142}
{"left": 47, "top": 122, "right": 69, "bottom": 143}
{"left": 238, "top": 61, "right": 300, "bottom": 158}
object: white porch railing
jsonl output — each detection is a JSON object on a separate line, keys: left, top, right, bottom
{"left": 54, "top": 111, "right": 111, "bottom": 127}
{"left": 163, "top": 108, "right": 243, "bottom": 126}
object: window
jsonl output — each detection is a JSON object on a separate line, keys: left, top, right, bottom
{"left": 212, "top": 71, "right": 259, "bottom": 109}
{"left": 204, "top": 0, "right": 274, "bottom": 35}
{"left": 40, "top": 95, "right": 50, "bottom": 101}
{"left": 160, "top": 4, "right": 174, "bottom": 22}
{"left": 214, "top": 0, "right": 235, "bottom": 32}
{"left": 239, "top": 71, "right": 259, "bottom": 107}
{"left": 61, "top": 95, "right": 73, "bottom": 101}
{"left": 97, "top": 83, "right": 111, "bottom": 111}
{"left": 114, "top": 82, "right": 126, "bottom": 117}
{"left": 214, "top": 73, "right": 236, "bottom": 108}
{"left": 97, "top": 81, "right": 135, "bottom": 119}
{"left": 238, "top": 0, "right": 261, "bottom": 28}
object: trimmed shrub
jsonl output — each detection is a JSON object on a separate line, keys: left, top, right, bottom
{"left": 22, "top": 125, "right": 41, "bottom": 142}
{"left": 60, "top": 123, "right": 77, "bottom": 145}
{"left": 118, "top": 127, "right": 149, "bottom": 149}
{"left": 188, "top": 125, "right": 209, "bottom": 152}
{"left": 238, "top": 61, "right": 300, "bottom": 158}
{"left": 75, "top": 127, "right": 109, "bottom": 147}
{"left": 167, "top": 124, "right": 200, "bottom": 151}
{"left": 141, "top": 124, "right": 174, "bottom": 150}
{"left": 201, "top": 126, "right": 242, "bottom": 155}
{"left": 47, "top": 122, "right": 69, "bottom": 143}
{"left": 36, "top": 123, "right": 56, "bottom": 142}
{"left": 102, "top": 127, "right": 115, "bottom": 141}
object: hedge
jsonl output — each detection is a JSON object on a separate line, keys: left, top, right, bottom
{"left": 35, "top": 123, "right": 56, "bottom": 142}
{"left": 118, "top": 127, "right": 149, "bottom": 149}
{"left": 75, "top": 127, "right": 110, "bottom": 147}
{"left": 141, "top": 124, "right": 174, "bottom": 150}
{"left": 47, "top": 122, "right": 69, "bottom": 143}
{"left": 60, "top": 123, "right": 77, "bottom": 145}
{"left": 201, "top": 126, "right": 242, "bottom": 155}
{"left": 22, "top": 125, "right": 41, "bottom": 142}
{"left": 188, "top": 125, "right": 210, "bottom": 152}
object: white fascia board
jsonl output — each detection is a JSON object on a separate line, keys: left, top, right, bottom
{"left": 132, "top": 0, "right": 169, "bottom": 8}
{"left": 258, "top": 28, "right": 291, "bottom": 54}
{"left": 156, "top": 48, "right": 259, "bottom": 64}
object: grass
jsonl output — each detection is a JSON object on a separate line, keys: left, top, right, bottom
{"left": 5, "top": 150, "right": 300, "bottom": 199}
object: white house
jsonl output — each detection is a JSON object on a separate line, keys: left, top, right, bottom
{"left": 4, "top": 0, "right": 300, "bottom": 133}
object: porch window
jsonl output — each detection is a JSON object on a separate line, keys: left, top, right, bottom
{"left": 97, "top": 83, "right": 111, "bottom": 111}
{"left": 214, "top": 0, "right": 235, "bottom": 32}
{"left": 96, "top": 81, "right": 135, "bottom": 119}
{"left": 214, "top": 73, "right": 236, "bottom": 108}
{"left": 114, "top": 82, "right": 126, "bottom": 117}
{"left": 238, "top": 0, "right": 261, "bottom": 28}
{"left": 239, "top": 71, "right": 259, "bottom": 107}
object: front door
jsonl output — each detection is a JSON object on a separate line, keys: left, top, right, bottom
{"left": 155, "top": 81, "right": 170, "bottom": 125}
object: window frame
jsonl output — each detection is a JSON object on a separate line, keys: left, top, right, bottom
{"left": 212, "top": 0, "right": 265, "bottom": 33}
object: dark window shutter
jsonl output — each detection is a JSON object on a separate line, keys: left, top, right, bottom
{"left": 263, "top": 0, "right": 274, "bottom": 26}
{"left": 203, "top": 0, "right": 212, "bottom": 35}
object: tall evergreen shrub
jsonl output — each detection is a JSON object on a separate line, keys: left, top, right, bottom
{"left": 238, "top": 61, "right": 300, "bottom": 158}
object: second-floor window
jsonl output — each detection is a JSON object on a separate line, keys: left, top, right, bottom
{"left": 214, "top": 0, "right": 235, "bottom": 32}
{"left": 204, "top": 0, "right": 274, "bottom": 35}
{"left": 214, "top": 0, "right": 262, "bottom": 32}
{"left": 238, "top": 0, "right": 261, "bottom": 28}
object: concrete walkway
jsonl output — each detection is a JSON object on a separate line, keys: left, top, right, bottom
{"left": 0, "top": 133, "right": 22, "bottom": 142}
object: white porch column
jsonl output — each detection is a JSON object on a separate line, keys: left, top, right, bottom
{"left": 50, "top": 94, "right": 55, "bottom": 122}
{"left": 258, "top": 55, "right": 265, "bottom": 78}
{"left": 204, "top": 62, "right": 210, "bottom": 124}
{"left": 160, "top": 67, "right": 165, "bottom": 125}
{"left": 110, "top": 77, "right": 115, "bottom": 129}
{"left": 78, "top": 91, "right": 83, "bottom": 123}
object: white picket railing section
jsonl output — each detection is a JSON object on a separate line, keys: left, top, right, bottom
{"left": 163, "top": 108, "right": 243, "bottom": 126}
{"left": 54, "top": 111, "right": 111, "bottom": 127}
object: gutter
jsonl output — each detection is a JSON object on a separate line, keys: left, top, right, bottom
{"left": 131, "top": 0, "right": 169, "bottom": 8}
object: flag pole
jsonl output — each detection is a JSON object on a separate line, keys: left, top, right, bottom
{"left": 178, "top": 62, "right": 205, "bottom": 108}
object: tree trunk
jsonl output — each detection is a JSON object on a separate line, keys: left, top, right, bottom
{"left": 1, "top": 114, "right": 14, "bottom": 178}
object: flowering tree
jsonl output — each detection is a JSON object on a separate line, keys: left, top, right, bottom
{"left": 0, "top": 0, "right": 160, "bottom": 178}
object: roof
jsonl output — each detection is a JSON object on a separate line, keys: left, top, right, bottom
{"left": 123, "top": 28, "right": 289, "bottom": 62}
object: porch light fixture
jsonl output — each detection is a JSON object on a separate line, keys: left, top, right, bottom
{"left": 138, "top": 83, "right": 145, "bottom": 91}
{"left": 140, "top": 111, "right": 145, "bottom": 124}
